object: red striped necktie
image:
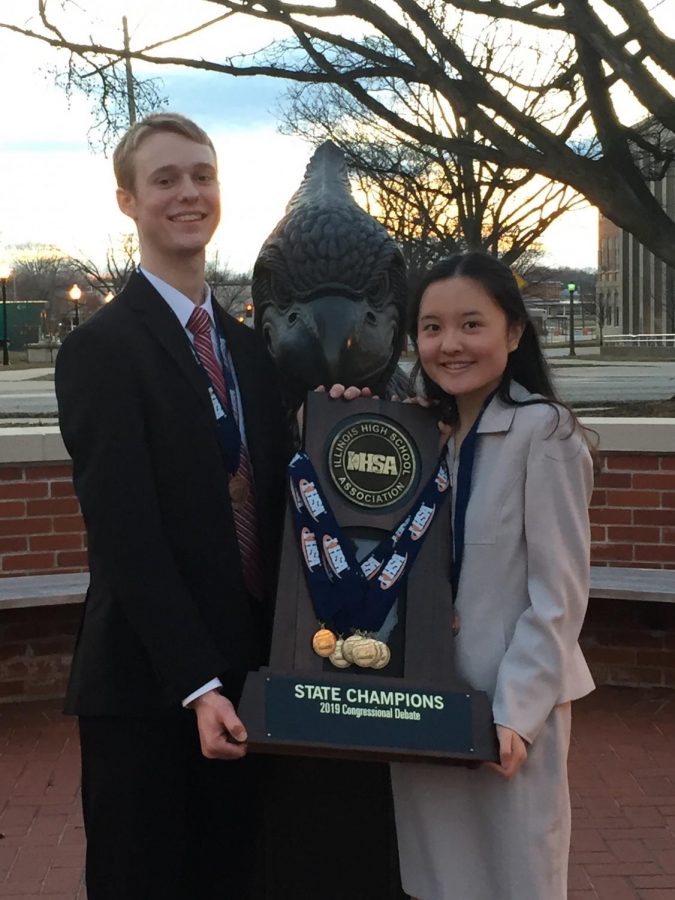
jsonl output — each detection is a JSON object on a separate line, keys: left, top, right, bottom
{"left": 187, "top": 305, "right": 264, "bottom": 599}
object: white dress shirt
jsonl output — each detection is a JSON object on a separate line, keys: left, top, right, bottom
{"left": 140, "top": 266, "right": 242, "bottom": 708}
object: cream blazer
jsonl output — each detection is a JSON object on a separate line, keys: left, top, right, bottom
{"left": 448, "top": 381, "right": 595, "bottom": 744}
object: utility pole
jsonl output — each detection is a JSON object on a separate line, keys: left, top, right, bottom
{"left": 567, "top": 282, "right": 577, "bottom": 358}
{"left": 0, "top": 267, "right": 10, "bottom": 366}
{"left": 122, "top": 16, "right": 137, "bottom": 125}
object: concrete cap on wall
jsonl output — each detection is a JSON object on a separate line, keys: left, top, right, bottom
{"left": 0, "top": 420, "right": 673, "bottom": 464}
{"left": 0, "top": 427, "right": 69, "bottom": 464}
{"left": 582, "top": 418, "right": 675, "bottom": 454}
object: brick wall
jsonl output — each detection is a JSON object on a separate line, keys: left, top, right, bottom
{"left": 0, "top": 463, "right": 86, "bottom": 577}
{"left": 0, "top": 453, "right": 672, "bottom": 579}
{"left": 0, "top": 450, "right": 674, "bottom": 700}
{"left": 0, "top": 605, "right": 80, "bottom": 703}
{"left": 590, "top": 452, "right": 675, "bottom": 569}
{"left": 581, "top": 598, "right": 675, "bottom": 689}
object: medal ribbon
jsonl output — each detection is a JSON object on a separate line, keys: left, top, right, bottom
{"left": 187, "top": 309, "right": 242, "bottom": 474}
{"left": 450, "top": 392, "right": 495, "bottom": 599}
{"left": 289, "top": 451, "right": 451, "bottom": 633}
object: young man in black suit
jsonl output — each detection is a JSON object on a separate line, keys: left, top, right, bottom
{"left": 56, "top": 113, "right": 291, "bottom": 900}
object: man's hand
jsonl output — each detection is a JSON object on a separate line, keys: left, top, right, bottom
{"left": 298, "top": 385, "right": 375, "bottom": 430}
{"left": 323, "top": 384, "right": 375, "bottom": 400}
{"left": 192, "top": 689, "right": 248, "bottom": 761}
{"left": 484, "top": 725, "right": 528, "bottom": 780}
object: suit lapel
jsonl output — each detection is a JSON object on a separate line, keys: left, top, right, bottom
{"left": 121, "top": 271, "right": 212, "bottom": 416}
{"left": 123, "top": 275, "right": 270, "bottom": 496}
{"left": 477, "top": 382, "right": 533, "bottom": 434}
{"left": 477, "top": 398, "right": 517, "bottom": 435}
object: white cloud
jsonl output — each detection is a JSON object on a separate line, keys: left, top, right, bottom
{"left": 540, "top": 206, "right": 599, "bottom": 271}
{"left": 0, "top": 14, "right": 312, "bottom": 270}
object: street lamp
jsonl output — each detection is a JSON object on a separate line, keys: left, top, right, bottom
{"left": 0, "top": 263, "right": 12, "bottom": 366}
{"left": 104, "top": 291, "right": 114, "bottom": 304}
{"left": 68, "top": 284, "right": 82, "bottom": 328}
{"left": 567, "top": 281, "right": 577, "bottom": 358}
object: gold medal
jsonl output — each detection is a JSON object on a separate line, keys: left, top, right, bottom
{"left": 228, "top": 474, "right": 250, "bottom": 510}
{"left": 371, "top": 641, "right": 391, "bottom": 670}
{"left": 351, "top": 637, "right": 380, "bottom": 668}
{"left": 312, "top": 628, "right": 337, "bottom": 657}
{"left": 341, "top": 634, "right": 364, "bottom": 664}
{"left": 329, "top": 638, "right": 351, "bottom": 669}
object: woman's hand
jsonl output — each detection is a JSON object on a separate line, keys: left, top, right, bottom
{"left": 400, "top": 394, "right": 434, "bottom": 407}
{"left": 484, "top": 725, "right": 528, "bottom": 779}
{"left": 393, "top": 394, "right": 450, "bottom": 449}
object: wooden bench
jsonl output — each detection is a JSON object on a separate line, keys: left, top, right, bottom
{"left": 0, "top": 572, "right": 88, "bottom": 609}
{"left": 589, "top": 566, "right": 675, "bottom": 604}
{"left": 0, "top": 568, "right": 672, "bottom": 611}
{"left": 0, "top": 568, "right": 672, "bottom": 701}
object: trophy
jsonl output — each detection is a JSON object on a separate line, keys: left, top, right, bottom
{"left": 239, "top": 392, "right": 498, "bottom": 763}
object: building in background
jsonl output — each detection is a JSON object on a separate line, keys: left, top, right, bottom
{"left": 597, "top": 162, "right": 675, "bottom": 336}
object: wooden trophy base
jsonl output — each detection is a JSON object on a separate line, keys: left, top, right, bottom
{"left": 239, "top": 667, "right": 498, "bottom": 763}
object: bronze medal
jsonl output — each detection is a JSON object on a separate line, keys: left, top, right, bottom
{"left": 229, "top": 474, "right": 250, "bottom": 510}
{"left": 371, "top": 641, "right": 391, "bottom": 670}
{"left": 341, "top": 634, "right": 364, "bottom": 664}
{"left": 329, "top": 638, "right": 351, "bottom": 669}
{"left": 351, "top": 637, "right": 380, "bottom": 668}
{"left": 312, "top": 627, "right": 338, "bottom": 658}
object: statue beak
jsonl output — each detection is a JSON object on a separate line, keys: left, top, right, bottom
{"left": 305, "top": 295, "right": 363, "bottom": 384}
{"left": 261, "top": 293, "right": 398, "bottom": 401}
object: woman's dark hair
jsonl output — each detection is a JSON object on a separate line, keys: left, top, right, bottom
{"left": 408, "top": 251, "right": 590, "bottom": 442}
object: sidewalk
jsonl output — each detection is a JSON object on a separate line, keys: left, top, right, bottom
{"left": 0, "top": 370, "right": 55, "bottom": 383}
{"left": 0, "top": 686, "right": 674, "bottom": 898}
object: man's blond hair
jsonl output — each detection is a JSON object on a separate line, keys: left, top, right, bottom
{"left": 113, "top": 112, "right": 217, "bottom": 192}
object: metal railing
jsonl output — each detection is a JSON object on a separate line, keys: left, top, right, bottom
{"left": 603, "top": 334, "right": 675, "bottom": 347}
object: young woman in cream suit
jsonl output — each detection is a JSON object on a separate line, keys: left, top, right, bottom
{"left": 391, "top": 252, "right": 595, "bottom": 900}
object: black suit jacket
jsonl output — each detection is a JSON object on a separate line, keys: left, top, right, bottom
{"left": 56, "top": 271, "right": 291, "bottom": 715}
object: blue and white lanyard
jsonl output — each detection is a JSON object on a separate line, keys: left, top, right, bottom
{"left": 187, "top": 313, "right": 242, "bottom": 474}
{"left": 450, "top": 392, "right": 495, "bottom": 598}
{"left": 289, "top": 451, "right": 451, "bottom": 634}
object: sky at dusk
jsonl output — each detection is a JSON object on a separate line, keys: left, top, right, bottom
{"left": 0, "top": 3, "right": 599, "bottom": 274}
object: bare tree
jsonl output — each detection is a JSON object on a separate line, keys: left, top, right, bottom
{"left": 205, "top": 253, "right": 251, "bottom": 314}
{"left": 54, "top": 49, "right": 168, "bottom": 152}
{"left": 10, "top": 245, "right": 84, "bottom": 337}
{"left": 511, "top": 243, "right": 547, "bottom": 280}
{"left": 68, "top": 234, "right": 139, "bottom": 296}
{"left": 12, "top": 245, "right": 73, "bottom": 300}
{"left": 279, "top": 60, "right": 585, "bottom": 283}
{"left": 2, "top": 1, "right": 674, "bottom": 263}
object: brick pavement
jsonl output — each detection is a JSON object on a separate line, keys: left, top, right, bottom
{"left": 0, "top": 687, "right": 674, "bottom": 899}
{"left": 569, "top": 687, "right": 675, "bottom": 900}
{"left": 0, "top": 701, "right": 84, "bottom": 899}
